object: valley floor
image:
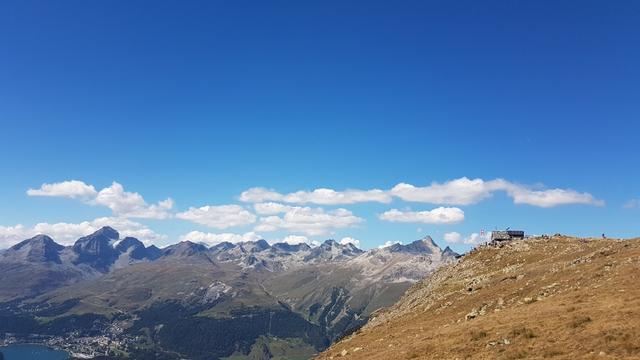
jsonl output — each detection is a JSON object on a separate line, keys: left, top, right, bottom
{"left": 316, "top": 236, "right": 640, "bottom": 360}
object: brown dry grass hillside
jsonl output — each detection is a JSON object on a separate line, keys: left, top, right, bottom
{"left": 316, "top": 236, "right": 640, "bottom": 360}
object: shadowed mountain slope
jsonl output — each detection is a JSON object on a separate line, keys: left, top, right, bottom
{"left": 72, "top": 226, "right": 120, "bottom": 271}
{"left": 0, "top": 235, "right": 95, "bottom": 301}
{"left": 0, "top": 227, "right": 173, "bottom": 301}
{"left": 7, "top": 235, "right": 64, "bottom": 264}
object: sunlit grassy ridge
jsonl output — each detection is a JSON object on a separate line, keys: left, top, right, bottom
{"left": 318, "top": 235, "right": 640, "bottom": 359}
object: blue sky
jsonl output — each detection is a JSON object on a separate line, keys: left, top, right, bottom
{"left": 1, "top": 1, "right": 639, "bottom": 252}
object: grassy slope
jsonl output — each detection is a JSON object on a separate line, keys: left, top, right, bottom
{"left": 264, "top": 260, "right": 421, "bottom": 322}
{"left": 316, "top": 236, "right": 640, "bottom": 360}
{"left": 222, "top": 336, "right": 318, "bottom": 360}
{"left": 0, "top": 262, "right": 90, "bottom": 302}
{"left": 33, "top": 257, "right": 228, "bottom": 316}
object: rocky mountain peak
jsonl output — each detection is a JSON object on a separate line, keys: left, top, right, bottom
{"left": 420, "top": 235, "right": 438, "bottom": 247}
{"left": 210, "top": 241, "right": 236, "bottom": 252}
{"left": 271, "top": 242, "right": 312, "bottom": 253}
{"left": 232, "top": 239, "right": 271, "bottom": 254}
{"left": 163, "top": 241, "right": 209, "bottom": 257}
{"left": 322, "top": 239, "right": 339, "bottom": 248}
{"left": 115, "top": 237, "right": 144, "bottom": 252}
{"left": 342, "top": 242, "right": 361, "bottom": 252}
{"left": 143, "top": 245, "right": 163, "bottom": 260}
{"left": 72, "top": 227, "right": 120, "bottom": 271}
{"left": 388, "top": 236, "right": 441, "bottom": 254}
{"left": 442, "top": 246, "right": 459, "bottom": 259}
{"left": 10, "top": 234, "right": 58, "bottom": 250}
{"left": 114, "top": 237, "right": 161, "bottom": 261}
{"left": 248, "top": 239, "right": 271, "bottom": 252}
{"left": 8, "top": 234, "right": 64, "bottom": 263}
{"left": 92, "top": 226, "right": 120, "bottom": 240}
{"left": 304, "top": 239, "right": 363, "bottom": 262}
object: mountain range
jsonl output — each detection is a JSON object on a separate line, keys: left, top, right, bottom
{"left": 0, "top": 227, "right": 458, "bottom": 359}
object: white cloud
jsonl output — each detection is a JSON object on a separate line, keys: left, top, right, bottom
{"left": 242, "top": 177, "right": 602, "bottom": 209}
{"left": 390, "top": 177, "right": 603, "bottom": 208}
{"left": 255, "top": 206, "right": 363, "bottom": 236}
{"left": 94, "top": 182, "right": 174, "bottom": 219}
{"left": 0, "top": 217, "right": 167, "bottom": 248}
{"left": 239, "top": 188, "right": 283, "bottom": 203}
{"left": 463, "top": 232, "right": 491, "bottom": 245}
{"left": 391, "top": 178, "right": 501, "bottom": 205}
{"left": 378, "top": 240, "right": 402, "bottom": 249}
{"left": 379, "top": 207, "right": 464, "bottom": 225}
{"left": 443, "top": 231, "right": 462, "bottom": 243}
{"left": 27, "top": 180, "right": 97, "bottom": 199}
{"left": 280, "top": 235, "right": 310, "bottom": 245}
{"left": 254, "top": 202, "right": 295, "bottom": 215}
{"left": 240, "top": 187, "right": 391, "bottom": 205}
{"left": 176, "top": 205, "right": 256, "bottom": 229}
{"left": 282, "top": 189, "right": 391, "bottom": 205}
{"left": 502, "top": 184, "right": 605, "bottom": 208}
{"left": 624, "top": 198, "right": 640, "bottom": 209}
{"left": 27, "top": 180, "right": 174, "bottom": 219}
{"left": 340, "top": 236, "right": 361, "bottom": 248}
{"left": 180, "top": 231, "right": 261, "bottom": 246}
{"left": 0, "top": 225, "right": 30, "bottom": 249}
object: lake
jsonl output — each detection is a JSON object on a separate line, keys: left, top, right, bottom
{"left": 0, "top": 344, "right": 69, "bottom": 359}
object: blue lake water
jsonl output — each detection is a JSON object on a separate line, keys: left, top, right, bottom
{"left": 0, "top": 344, "right": 69, "bottom": 359}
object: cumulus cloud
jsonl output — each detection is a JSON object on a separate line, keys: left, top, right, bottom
{"left": 463, "top": 232, "right": 491, "bottom": 245}
{"left": 240, "top": 187, "right": 391, "bottom": 205}
{"left": 280, "top": 235, "right": 310, "bottom": 245}
{"left": 253, "top": 202, "right": 294, "bottom": 215}
{"left": 176, "top": 205, "right": 256, "bottom": 229}
{"left": 0, "top": 217, "right": 167, "bottom": 248}
{"left": 94, "top": 182, "right": 174, "bottom": 219}
{"left": 390, "top": 177, "right": 603, "bottom": 208}
{"left": 379, "top": 207, "right": 465, "bottom": 225}
{"left": 27, "top": 180, "right": 174, "bottom": 219}
{"left": 255, "top": 206, "right": 363, "bottom": 236}
{"left": 27, "top": 180, "right": 97, "bottom": 199}
{"left": 0, "top": 225, "right": 30, "bottom": 249}
{"left": 391, "top": 178, "right": 502, "bottom": 205}
{"left": 282, "top": 189, "right": 391, "bottom": 205}
{"left": 339, "top": 236, "right": 361, "bottom": 248}
{"left": 502, "top": 184, "right": 604, "bottom": 208}
{"left": 242, "top": 177, "right": 602, "bottom": 208}
{"left": 378, "top": 240, "right": 402, "bottom": 249}
{"left": 239, "top": 188, "right": 283, "bottom": 203}
{"left": 443, "top": 231, "right": 462, "bottom": 243}
{"left": 179, "top": 231, "right": 261, "bottom": 246}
